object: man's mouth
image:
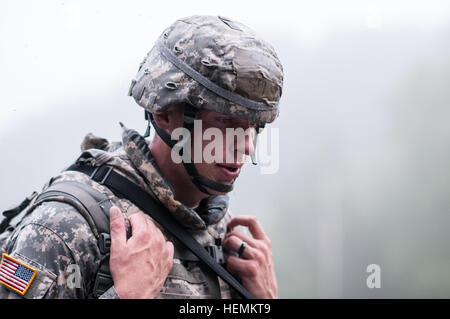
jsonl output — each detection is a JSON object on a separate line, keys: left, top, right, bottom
{"left": 217, "top": 164, "right": 239, "bottom": 172}
{"left": 216, "top": 164, "right": 242, "bottom": 180}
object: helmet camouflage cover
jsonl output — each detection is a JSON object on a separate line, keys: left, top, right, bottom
{"left": 128, "top": 15, "right": 284, "bottom": 126}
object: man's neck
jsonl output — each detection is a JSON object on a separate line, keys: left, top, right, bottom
{"left": 149, "top": 138, "right": 207, "bottom": 208}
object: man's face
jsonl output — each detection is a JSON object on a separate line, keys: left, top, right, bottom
{"left": 190, "top": 109, "right": 256, "bottom": 188}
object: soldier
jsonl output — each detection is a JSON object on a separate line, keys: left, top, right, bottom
{"left": 0, "top": 15, "right": 283, "bottom": 299}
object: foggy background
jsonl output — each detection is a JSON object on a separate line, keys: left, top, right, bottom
{"left": 1, "top": 0, "right": 450, "bottom": 298}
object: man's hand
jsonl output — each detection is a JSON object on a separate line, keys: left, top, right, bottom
{"left": 108, "top": 206, "right": 174, "bottom": 299}
{"left": 223, "top": 216, "right": 278, "bottom": 299}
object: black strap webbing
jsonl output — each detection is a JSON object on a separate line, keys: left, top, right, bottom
{"left": 67, "top": 163, "right": 253, "bottom": 299}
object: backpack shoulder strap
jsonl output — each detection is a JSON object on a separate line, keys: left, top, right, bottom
{"left": 32, "top": 180, "right": 114, "bottom": 298}
{"left": 34, "top": 181, "right": 111, "bottom": 237}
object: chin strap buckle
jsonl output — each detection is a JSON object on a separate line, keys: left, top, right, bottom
{"left": 205, "top": 243, "right": 225, "bottom": 265}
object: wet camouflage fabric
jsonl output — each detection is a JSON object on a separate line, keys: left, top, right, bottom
{"left": 0, "top": 131, "right": 236, "bottom": 299}
{"left": 129, "top": 15, "right": 284, "bottom": 126}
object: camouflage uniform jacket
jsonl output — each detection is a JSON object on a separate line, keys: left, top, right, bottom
{"left": 0, "top": 129, "right": 236, "bottom": 299}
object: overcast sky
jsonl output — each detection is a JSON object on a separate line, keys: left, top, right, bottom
{"left": 1, "top": 0, "right": 450, "bottom": 135}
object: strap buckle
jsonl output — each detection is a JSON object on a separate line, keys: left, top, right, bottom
{"left": 205, "top": 245, "right": 225, "bottom": 265}
{"left": 98, "top": 232, "right": 111, "bottom": 254}
{"left": 92, "top": 272, "right": 113, "bottom": 298}
{"left": 90, "top": 165, "right": 114, "bottom": 185}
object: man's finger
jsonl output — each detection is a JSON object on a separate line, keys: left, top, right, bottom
{"left": 224, "top": 230, "right": 259, "bottom": 249}
{"left": 128, "top": 212, "right": 151, "bottom": 239}
{"left": 145, "top": 215, "right": 163, "bottom": 234}
{"left": 109, "top": 206, "right": 127, "bottom": 249}
{"left": 223, "top": 235, "right": 257, "bottom": 260}
{"left": 226, "top": 256, "right": 257, "bottom": 278}
{"left": 227, "top": 216, "right": 267, "bottom": 240}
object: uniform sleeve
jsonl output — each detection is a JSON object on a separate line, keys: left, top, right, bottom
{"left": 0, "top": 201, "right": 105, "bottom": 299}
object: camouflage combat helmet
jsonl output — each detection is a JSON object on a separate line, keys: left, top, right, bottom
{"left": 128, "top": 15, "right": 284, "bottom": 195}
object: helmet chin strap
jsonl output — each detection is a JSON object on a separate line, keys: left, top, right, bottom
{"left": 146, "top": 105, "right": 234, "bottom": 195}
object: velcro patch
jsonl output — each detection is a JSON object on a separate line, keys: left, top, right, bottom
{"left": 0, "top": 253, "right": 37, "bottom": 295}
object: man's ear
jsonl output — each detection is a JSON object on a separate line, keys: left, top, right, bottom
{"left": 152, "top": 105, "right": 183, "bottom": 134}
{"left": 152, "top": 111, "right": 170, "bottom": 131}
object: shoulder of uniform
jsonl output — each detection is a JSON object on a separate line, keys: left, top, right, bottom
{"left": 19, "top": 201, "right": 100, "bottom": 259}
{"left": 24, "top": 201, "right": 94, "bottom": 237}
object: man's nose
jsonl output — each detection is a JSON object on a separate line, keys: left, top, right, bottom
{"left": 235, "top": 128, "right": 255, "bottom": 159}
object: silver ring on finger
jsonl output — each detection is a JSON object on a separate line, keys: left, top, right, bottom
{"left": 237, "top": 241, "right": 247, "bottom": 257}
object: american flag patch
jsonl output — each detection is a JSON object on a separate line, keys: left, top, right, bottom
{"left": 0, "top": 253, "right": 37, "bottom": 295}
